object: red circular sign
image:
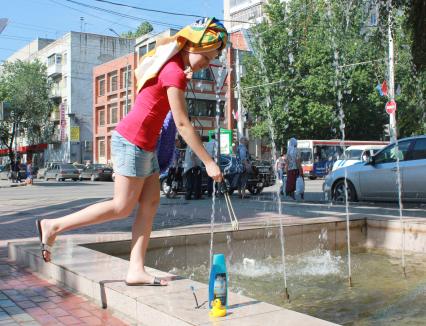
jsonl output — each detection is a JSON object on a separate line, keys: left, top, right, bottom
{"left": 386, "top": 100, "right": 397, "bottom": 114}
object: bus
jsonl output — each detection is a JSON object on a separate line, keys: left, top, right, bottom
{"left": 297, "top": 140, "right": 388, "bottom": 179}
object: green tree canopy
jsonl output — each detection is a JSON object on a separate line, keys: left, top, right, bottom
{"left": 241, "top": 0, "right": 425, "bottom": 149}
{"left": 121, "top": 21, "right": 153, "bottom": 39}
{"left": 0, "top": 59, "right": 53, "bottom": 164}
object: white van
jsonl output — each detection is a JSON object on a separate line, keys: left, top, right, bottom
{"left": 332, "top": 145, "right": 386, "bottom": 171}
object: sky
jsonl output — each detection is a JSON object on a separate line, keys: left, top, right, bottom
{"left": 0, "top": 0, "right": 224, "bottom": 62}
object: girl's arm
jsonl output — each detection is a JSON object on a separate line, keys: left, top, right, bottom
{"left": 167, "top": 87, "right": 222, "bottom": 181}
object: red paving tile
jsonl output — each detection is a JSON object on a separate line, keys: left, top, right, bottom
{"left": 69, "top": 308, "right": 92, "bottom": 318}
{"left": 80, "top": 315, "right": 103, "bottom": 325}
{"left": 57, "top": 315, "right": 82, "bottom": 325}
{"left": 0, "top": 251, "right": 130, "bottom": 326}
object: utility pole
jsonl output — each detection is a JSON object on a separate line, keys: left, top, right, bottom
{"left": 125, "top": 63, "right": 130, "bottom": 115}
{"left": 388, "top": 12, "right": 397, "bottom": 142}
{"left": 235, "top": 48, "right": 244, "bottom": 139}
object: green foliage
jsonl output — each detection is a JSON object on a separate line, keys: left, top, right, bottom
{"left": 241, "top": 0, "right": 425, "bottom": 148}
{"left": 0, "top": 60, "right": 53, "bottom": 162}
{"left": 121, "top": 21, "right": 153, "bottom": 39}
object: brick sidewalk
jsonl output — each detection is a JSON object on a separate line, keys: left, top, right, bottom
{"left": 0, "top": 249, "right": 130, "bottom": 326}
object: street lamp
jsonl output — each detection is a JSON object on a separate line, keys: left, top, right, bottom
{"left": 108, "top": 28, "right": 120, "bottom": 37}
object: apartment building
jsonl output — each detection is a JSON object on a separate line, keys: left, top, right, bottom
{"left": 93, "top": 29, "right": 228, "bottom": 163}
{"left": 93, "top": 53, "right": 137, "bottom": 164}
{"left": 5, "top": 32, "right": 134, "bottom": 165}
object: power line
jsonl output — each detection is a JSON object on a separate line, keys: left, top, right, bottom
{"left": 92, "top": 0, "right": 203, "bottom": 19}
{"left": 90, "top": 0, "right": 256, "bottom": 25}
{"left": 60, "top": 0, "right": 184, "bottom": 29}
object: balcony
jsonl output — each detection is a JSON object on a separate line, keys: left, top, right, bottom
{"left": 47, "top": 63, "right": 62, "bottom": 77}
{"left": 50, "top": 109, "right": 60, "bottom": 122}
{"left": 49, "top": 86, "right": 62, "bottom": 99}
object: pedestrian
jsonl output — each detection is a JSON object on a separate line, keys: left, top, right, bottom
{"left": 167, "top": 137, "right": 184, "bottom": 198}
{"left": 275, "top": 149, "right": 286, "bottom": 195}
{"left": 183, "top": 141, "right": 203, "bottom": 200}
{"left": 285, "top": 137, "right": 304, "bottom": 200}
{"left": 26, "top": 160, "right": 33, "bottom": 185}
{"left": 36, "top": 17, "right": 227, "bottom": 286}
{"left": 205, "top": 134, "right": 218, "bottom": 196}
{"left": 237, "top": 137, "right": 250, "bottom": 198}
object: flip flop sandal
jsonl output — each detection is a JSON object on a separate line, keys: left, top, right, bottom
{"left": 125, "top": 277, "right": 166, "bottom": 286}
{"left": 35, "top": 219, "right": 52, "bottom": 262}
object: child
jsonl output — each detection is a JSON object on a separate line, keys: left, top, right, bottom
{"left": 36, "top": 18, "right": 227, "bottom": 286}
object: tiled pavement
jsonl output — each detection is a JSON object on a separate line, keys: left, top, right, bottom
{"left": 0, "top": 248, "right": 130, "bottom": 326}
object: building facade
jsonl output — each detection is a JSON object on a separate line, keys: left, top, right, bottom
{"left": 93, "top": 29, "right": 228, "bottom": 164}
{"left": 224, "top": 0, "right": 266, "bottom": 32}
{"left": 5, "top": 32, "right": 134, "bottom": 165}
{"left": 93, "top": 53, "right": 137, "bottom": 164}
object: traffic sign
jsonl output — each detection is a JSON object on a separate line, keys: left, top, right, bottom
{"left": 385, "top": 100, "right": 397, "bottom": 114}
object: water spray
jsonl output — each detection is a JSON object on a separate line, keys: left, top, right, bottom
{"left": 326, "top": 0, "right": 352, "bottom": 288}
{"left": 253, "top": 31, "right": 290, "bottom": 302}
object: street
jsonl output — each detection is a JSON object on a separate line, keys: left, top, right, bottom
{"left": 1, "top": 179, "right": 425, "bottom": 249}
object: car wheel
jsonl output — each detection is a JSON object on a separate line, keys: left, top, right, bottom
{"left": 79, "top": 176, "right": 83, "bottom": 181}
{"left": 55, "top": 175, "right": 60, "bottom": 182}
{"left": 309, "top": 176, "right": 317, "bottom": 180}
{"left": 90, "top": 174, "right": 96, "bottom": 182}
{"left": 72, "top": 178, "right": 78, "bottom": 181}
{"left": 332, "top": 179, "right": 357, "bottom": 202}
{"left": 248, "top": 186, "right": 263, "bottom": 195}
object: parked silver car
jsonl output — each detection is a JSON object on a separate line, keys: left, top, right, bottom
{"left": 45, "top": 163, "right": 79, "bottom": 181}
{"left": 323, "top": 135, "right": 426, "bottom": 202}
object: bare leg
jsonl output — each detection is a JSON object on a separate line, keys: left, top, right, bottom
{"left": 40, "top": 174, "right": 144, "bottom": 261}
{"left": 125, "top": 172, "right": 167, "bottom": 285}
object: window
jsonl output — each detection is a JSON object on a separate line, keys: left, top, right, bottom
{"left": 99, "top": 139, "right": 105, "bottom": 158}
{"left": 375, "top": 141, "right": 412, "bottom": 164}
{"left": 412, "top": 138, "right": 426, "bottom": 160}
{"left": 121, "top": 67, "right": 132, "bottom": 88}
{"left": 193, "top": 68, "right": 213, "bottom": 81}
{"left": 138, "top": 45, "right": 147, "bottom": 59}
{"left": 55, "top": 54, "right": 62, "bottom": 64}
{"left": 98, "top": 77, "right": 105, "bottom": 96}
{"left": 148, "top": 42, "right": 156, "bottom": 51}
{"left": 109, "top": 103, "right": 118, "bottom": 124}
{"left": 109, "top": 72, "right": 118, "bottom": 92}
{"left": 47, "top": 54, "right": 55, "bottom": 66}
{"left": 186, "top": 99, "right": 224, "bottom": 117}
{"left": 99, "top": 110, "right": 105, "bottom": 126}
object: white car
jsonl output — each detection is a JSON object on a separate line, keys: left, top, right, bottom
{"left": 323, "top": 136, "right": 426, "bottom": 202}
{"left": 332, "top": 145, "right": 386, "bottom": 171}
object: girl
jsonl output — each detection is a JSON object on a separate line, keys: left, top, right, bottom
{"left": 36, "top": 17, "right": 227, "bottom": 286}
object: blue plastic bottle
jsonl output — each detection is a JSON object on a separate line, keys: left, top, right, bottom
{"left": 209, "top": 254, "right": 228, "bottom": 309}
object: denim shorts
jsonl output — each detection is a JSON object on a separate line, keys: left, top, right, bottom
{"left": 111, "top": 131, "right": 159, "bottom": 178}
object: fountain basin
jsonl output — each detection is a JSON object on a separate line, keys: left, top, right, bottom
{"left": 8, "top": 217, "right": 426, "bottom": 325}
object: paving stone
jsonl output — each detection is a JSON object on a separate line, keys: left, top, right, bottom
{"left": 57, "top": 315, "right": 82, "bottom": 325}
{"left": 16, "top": 301, "right": 37, "bottom": 309}
{"left": 0, "top": 301, "right": 15, "bottom": 309}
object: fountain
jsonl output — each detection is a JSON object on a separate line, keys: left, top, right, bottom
{"left": 7, "top": 2, "right": 426, "bottom": 326}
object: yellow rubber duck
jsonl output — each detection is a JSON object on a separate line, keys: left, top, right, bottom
{"left": 209, "top": 298, "right": 226, "bottom": 317}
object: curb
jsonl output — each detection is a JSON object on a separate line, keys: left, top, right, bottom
{"left": 0, "top": 182, "right": 28, "bottom": 189}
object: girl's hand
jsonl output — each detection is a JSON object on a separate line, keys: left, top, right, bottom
{"left": 205, "top": 161, "right": 222, "bottom": 182}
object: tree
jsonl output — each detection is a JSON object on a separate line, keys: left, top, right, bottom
{"left": 121, "top": 21, "right": 153, "bottom": 39}
{"left": 241, "top": 0, "right": 425, "bottom": 147}
{"left": 0, "top": 60, "right": 53, "bottom": 166}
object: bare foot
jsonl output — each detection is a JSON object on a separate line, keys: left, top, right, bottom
{"left": 40, "top": 219, "right": 57, "bottom": 262}
{"left": 125, "top": 272, "right": 168, "bottom": 286}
